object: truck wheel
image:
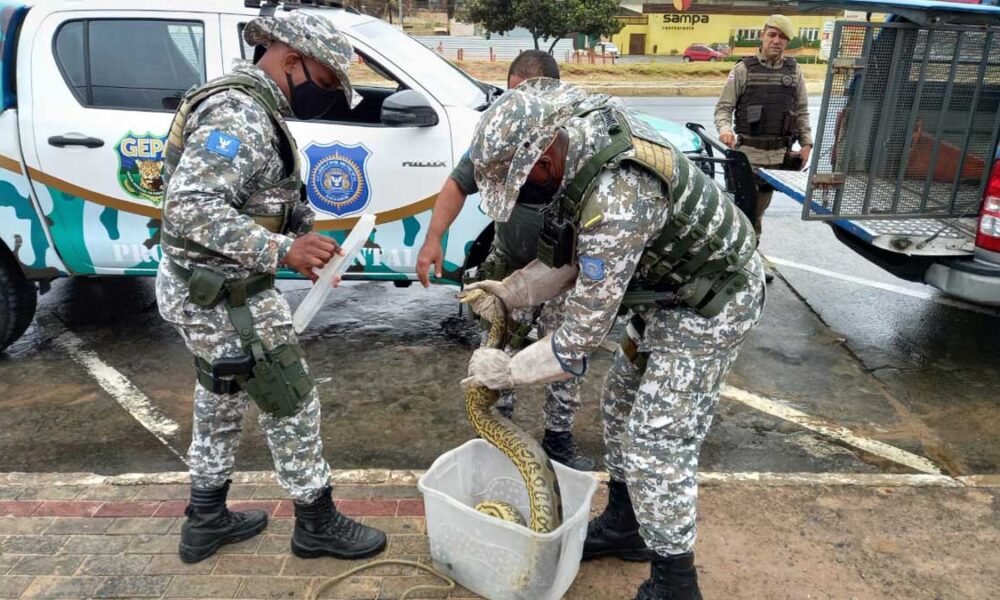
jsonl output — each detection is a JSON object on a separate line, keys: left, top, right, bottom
{"left": 0, "top": 251, "right": 38, "bottom": 353}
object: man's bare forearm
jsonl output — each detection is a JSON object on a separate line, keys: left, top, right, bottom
{"left": 425, "top": 178, "right": 468, "bottom": 243}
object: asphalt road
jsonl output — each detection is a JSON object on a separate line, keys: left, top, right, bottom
{"left": 0, "top": 97, "right": 997, "bottom": 479}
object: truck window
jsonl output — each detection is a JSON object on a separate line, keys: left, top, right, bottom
{"left": 54, "top": 19, "right": 206, "bottom": 111}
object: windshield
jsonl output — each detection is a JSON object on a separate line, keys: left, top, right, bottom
{"left": 353, "top": 20, "right": 486, "bottom": 108}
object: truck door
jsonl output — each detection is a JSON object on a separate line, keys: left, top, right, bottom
{"left": 19, "top": 10, "right": 223, "bottom": 274}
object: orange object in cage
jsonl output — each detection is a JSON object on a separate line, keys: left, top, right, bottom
{"left": 904, "top": 120, "right": 986, "bottom": 183}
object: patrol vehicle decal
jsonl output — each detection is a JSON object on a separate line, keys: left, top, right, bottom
{"left": 0, "top": 175, "right": 52, "bottom": 272}
{"left": 115, "top": 132, "right": 167, "bottom": 206}
{"left": 0, "top": 153, "right": 21, "bottom": 174}
{"left": 3, "top": 150, "right": 453, "bottom": 277}
{"left": 304, "top": 141, "right": 372, "bottom": 217}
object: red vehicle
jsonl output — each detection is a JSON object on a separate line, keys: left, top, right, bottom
{"left": 682, "top": 44, "right": 726, "bottom": 62}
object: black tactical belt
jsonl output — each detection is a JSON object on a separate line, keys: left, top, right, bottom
{"left": 194, "top": 356, "right": 241, "bottom": 394}
{"left": 738, "top": 135, "right": 790, "bottom": 151}
{"left": 166, "top": 259, "right": 275, "bottom": 307}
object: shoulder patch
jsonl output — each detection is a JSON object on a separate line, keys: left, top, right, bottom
{"left": 205, "top": 130, "right": 241, "bottom": 161}
{"left": 580, "top": 256, "right": 606, "bottom": 281}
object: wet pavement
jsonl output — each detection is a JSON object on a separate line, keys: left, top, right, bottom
{"left": 0, "top": 98, "right": 998, "bottom": 481}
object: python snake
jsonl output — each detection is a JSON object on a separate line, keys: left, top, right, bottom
{"left": 462, "top": 289, "right": 563, "bottom": 534}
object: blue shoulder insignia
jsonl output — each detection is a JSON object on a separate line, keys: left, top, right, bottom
{"left": 205, "top": 130, "right": 241, "bottom": 161}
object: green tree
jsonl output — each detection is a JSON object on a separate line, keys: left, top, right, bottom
{"left": 465, "top": 0, "right": 623, "bottom": 53}
{"left": 516, "top": 0, "right": 572, "bottom": 51}
{"left": 571, "top": 0, "right": 624, "bottom": 50}
{"left": 465, "top": 0, "right": 517, "bottom": 39}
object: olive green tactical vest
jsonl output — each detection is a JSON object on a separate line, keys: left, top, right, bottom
{"left": 160, "top": 73, "right": 303, "bottom": 258}
{"left": 494, "top": 203, "right": 547, "bottom": 271}
{"left": 163, "top": 72, "right": 300, "bottom": 188}
{"left": 553, "top": 105, "right": 756, "bottom": 317}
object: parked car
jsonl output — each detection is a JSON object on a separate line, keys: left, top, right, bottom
{"left": 708, "top": 42, "right": 732, "bottom": 56}
{"left": 683, "top": 44, "right": 726, "bottom": 62}
{"left": 0, "top": 0, "right": 712, "bottom": 352}
{"left": 597, "top": 42, "right": 619, "bottom": 58}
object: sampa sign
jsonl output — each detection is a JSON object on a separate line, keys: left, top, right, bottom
{"left": 662, "top": 14, "right": 711, "bottom": 27}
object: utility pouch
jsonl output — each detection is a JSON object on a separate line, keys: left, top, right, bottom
{"left": 537, "top": 213, "right": 577, "bottom": 269}
{"left": 188, "top": 267, "right": 228, "bottom": 308}
{"left": 212, "top": 354, "right": 256, "bottom": 378}
{"left": 683, "top": 268, "right": 751, "bottom": 319}
{"left": 783, "top": 110, "right": 799, "bottom": 139}
{"left": 243, "top": 344, "right": 315, "bottom": 419}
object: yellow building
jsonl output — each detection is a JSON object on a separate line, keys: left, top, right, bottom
{"left": 612, "top": 2, "right": 844, "bottom": 57}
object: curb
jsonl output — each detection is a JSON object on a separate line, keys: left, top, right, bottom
{"left": 483, "top": 79, "right": 826, "bottom": 98}
{"left": 1, "top": 471, "right": 997, "bottom": 488}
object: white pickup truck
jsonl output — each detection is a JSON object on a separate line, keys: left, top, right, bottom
{"left": 0, "top": 0, "right": 709, "bottom": 351}
{"left": 761, "top": 0, "right": 1000, "bottom": 305}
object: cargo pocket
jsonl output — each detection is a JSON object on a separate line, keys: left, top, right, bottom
{"left": 628, "top": 354, "right": 728, "bottom": 441}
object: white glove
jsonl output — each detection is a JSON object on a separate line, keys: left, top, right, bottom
{"left": 458, "top": 260, "right": 578, "bottom": 321}
{"left": 509, "top": 334, "right": 574, "bottom": 386}
{"left": 461, "top": 348, "right": 514, "bottom": 390}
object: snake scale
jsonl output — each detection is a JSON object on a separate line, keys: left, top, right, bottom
{"left": 462, "top": 289, "right": 563, "bottom": 534}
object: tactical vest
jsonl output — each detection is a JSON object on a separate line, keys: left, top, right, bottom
{"left": 539, "top": 106, "right": 756, "bottom": 318}
{"left": 494, "top": 203, "right": 546, "bottom": 271}
{"left": 734, "top": 56, "right": 799, "bottom": 151}
{"left": 160, "top": 73, "right": 303, "bottom": 258}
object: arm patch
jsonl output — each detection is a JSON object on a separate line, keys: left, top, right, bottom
{"left": 205, "top": 130, "right": 241, "bottom": 160}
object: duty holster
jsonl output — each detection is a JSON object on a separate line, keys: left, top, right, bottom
{"left": 176, "top": 261, "right": 315, "bottom": 418}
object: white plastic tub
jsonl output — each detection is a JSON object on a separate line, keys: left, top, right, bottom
{"left": 417, "top": 439, "right": 598, "bottom": 600}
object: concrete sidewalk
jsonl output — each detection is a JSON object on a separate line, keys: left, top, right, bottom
{"left": 0, "top": 472, "right": 997, "bottom": 599}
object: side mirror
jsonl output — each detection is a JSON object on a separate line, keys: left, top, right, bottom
{"left": 381, "top": 90, "right": 439, "bottom": 127}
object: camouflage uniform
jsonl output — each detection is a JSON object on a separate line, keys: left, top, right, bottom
{"left": 456, "top": 78, "right": 603, "bottom": 431}
{"left": 469, "top": 91, "right": 766, "bottom": 557}
{"left": 155, "top": 14, "right": 357, "bottom": 504}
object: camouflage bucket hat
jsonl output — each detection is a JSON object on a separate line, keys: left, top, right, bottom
{"left": 470, "top": 89, "right": 569, "bottom": 222}
{"left": 244, "top": 11, "right": 362, "bottom": 109}
{"left": 514, "top": 77, "right": 589, "bottom": 108}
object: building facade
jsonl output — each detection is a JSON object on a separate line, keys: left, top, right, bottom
{"left": 612, "top": 1, "right": 844, "bottom": 56}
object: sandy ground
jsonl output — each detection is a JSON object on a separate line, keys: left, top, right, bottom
{"left": 569, "top": 483, "right": 1000, "bottom": 600}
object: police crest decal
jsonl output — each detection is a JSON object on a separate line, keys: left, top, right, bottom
{"left": 303, "top": 142, "right": 373, "bottom": 217}
{"left": 115, "top": 132, "right": 167, "bottom": 206}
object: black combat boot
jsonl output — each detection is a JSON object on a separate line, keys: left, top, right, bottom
{"left": 542, "top": 429, "right": 597, "bottom": 471}
{"left": 633, "top": 553, "right": 703, "bottom": 600}
{"left": 583, "top": 480, "right": 656, "bottom": 561}
{"left": 291, "top": 486, "right": 387, "bottom": 559}
{"left": 178, "top": 480, "right": 268, "bottom": 563}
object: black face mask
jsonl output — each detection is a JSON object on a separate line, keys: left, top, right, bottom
{"left": 286, "top": 60, "right": 340, "bottom": 121}
{"left": 517, "top": 178, "right": 560, "bottom": 206}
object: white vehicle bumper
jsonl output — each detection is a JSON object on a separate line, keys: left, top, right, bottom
{"left": 926, "top": 257, "right": 1000, "bottom": 306}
